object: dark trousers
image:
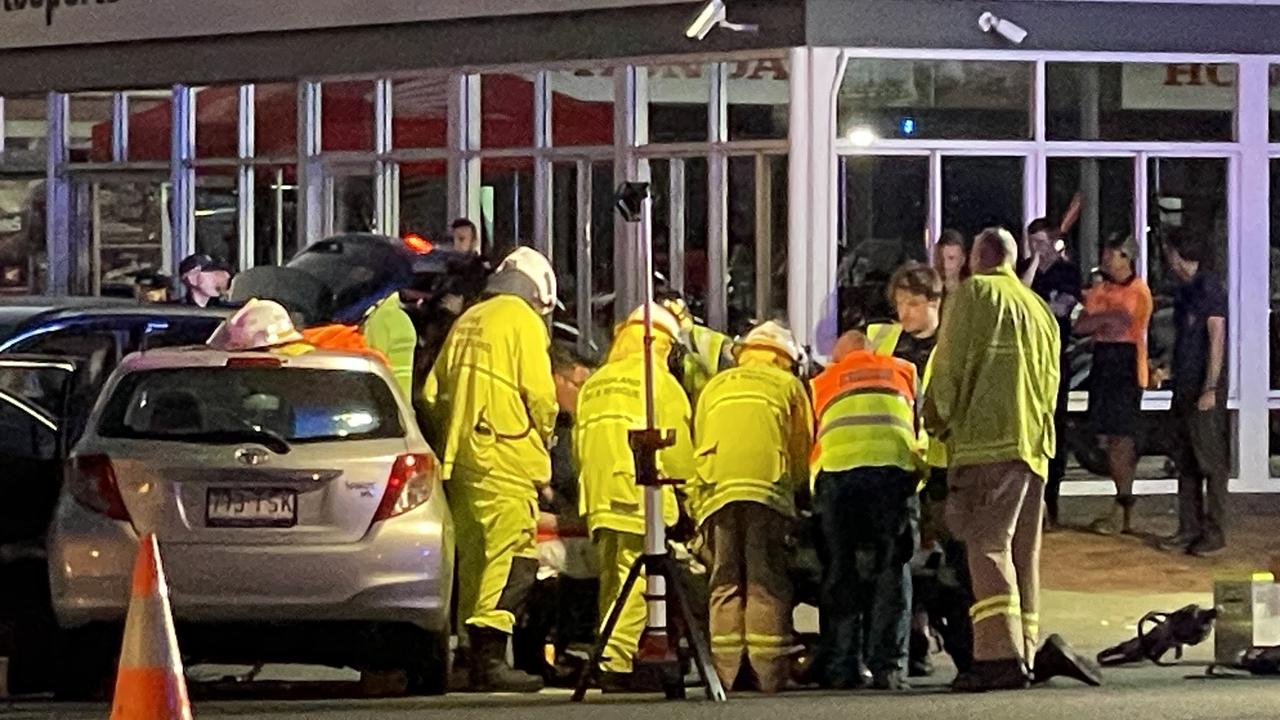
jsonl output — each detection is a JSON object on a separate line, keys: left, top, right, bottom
{"left": 514, "top": 576, "right": 600, "bottom": 676}
{"left": 815, "top": 467, "right": 918, "bottom": 682}
{"left": 1172, "top": 403, "right": 1230, "bottom": 543}
{"left": 918, "top": 541, "right": 975, "bottom": 673}
{"left": 912, "top": 468, "right": 975, "bottom": 673}
{"left": 1044, "top": 404, "right": 1069, "bottom": 524}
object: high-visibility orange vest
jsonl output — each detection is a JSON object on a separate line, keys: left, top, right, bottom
{"left": 810, "top": 348, "right": 920, "bottom": 476}
{"left": 300, "top": 324, "right": 390, "bottom": 367}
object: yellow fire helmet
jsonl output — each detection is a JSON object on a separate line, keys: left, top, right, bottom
{"left": 622, "top": 302, "right": 683, "bottom": 342}
{"left": 207, "top": 298, "right": 304, "bottom": 352}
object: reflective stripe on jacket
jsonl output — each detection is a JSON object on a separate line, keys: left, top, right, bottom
{"left": 923, "top": 264, "right": 1061, "bottom": 479}
{"left": 574, "top": 327, "right": 695, "bottom": 536}
{"left": 689, "top": 351, "right": 814, "bottom": 525}
{"left": 422, "top": 294, "right": 558, "bottom": 497}
{"left": 867, "top": 322, "right": 947, "bottom": 468}
{"left": 810, "top": 349, "right": 920, "bottom": 478}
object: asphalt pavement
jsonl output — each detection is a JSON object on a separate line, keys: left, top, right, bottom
{"left": 5, "top": 664, "right": 1279, "bottom": 720}
{"left": 6, "top": 495, "right": 1279, "bottom": 718}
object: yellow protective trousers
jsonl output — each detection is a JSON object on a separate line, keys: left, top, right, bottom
{"left": 448, "top": 479, "right": 539, "bottom": 636}
{"left": 705, "top": 502, "right": 795, "bottom": 692}
{"left": 593, "top": 529, "right": 646, "bottom": 673}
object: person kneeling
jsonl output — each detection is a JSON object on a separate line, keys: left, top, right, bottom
{"left": 575, "top": 304, "right": 696, "bottom": 692}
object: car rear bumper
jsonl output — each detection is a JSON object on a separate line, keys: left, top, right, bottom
{"left": 48, "top": 495, "right": 454, "bottom": 633}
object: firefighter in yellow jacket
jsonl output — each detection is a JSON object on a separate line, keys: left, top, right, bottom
{"left": 422, "top": 247, "right": 559, "bottom": 693}
{"left": 689, "top": 320, "right": 813, "bottom": 693}
{"left": 574, "top": 303, "right": 695, "bottom": 689}
{"left": 924, "top": 228, "right": 1101, "bottom": 692}
{"left": 361, "top": 291, "right": 417, "bottom": 399}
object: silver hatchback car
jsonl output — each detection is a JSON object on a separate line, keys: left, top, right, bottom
{"left": 47, "top": 346, "right": 454, "bottom": 695}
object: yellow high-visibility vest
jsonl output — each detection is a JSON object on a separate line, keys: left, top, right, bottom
{"left": 810, "top": 350, "right": 921, "bottom": 479}
{"left": 866, "top": 322, "right": 947, "bottom": 469}
{"left": 681, "top": 325, "right": 731, "bottom": 402}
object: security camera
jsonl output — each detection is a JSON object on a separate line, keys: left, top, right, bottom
{"left": 686, "top": 0, "right": 726, "bottom": 40}
{"left": 686, "top": 0, "right": 758, "bottom": 41}
{"left": 978, "top": 11, "right": 1028, "bottom": 45}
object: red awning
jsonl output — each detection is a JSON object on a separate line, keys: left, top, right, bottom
{"left": 96, "top": 74, "right": 614, "bottom": 168}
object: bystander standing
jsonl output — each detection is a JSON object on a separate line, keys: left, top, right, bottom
{"left": 1158, "top": 230, "right": 1229, "bottom": 557}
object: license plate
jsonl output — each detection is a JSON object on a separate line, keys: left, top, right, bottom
{"left": 206, "top": 488, "right": 297, "bottom": 528}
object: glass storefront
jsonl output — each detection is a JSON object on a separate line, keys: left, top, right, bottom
{"left": 0, "top": 44, "right": 1277, "bottom": 485}
{"left": 822, "top": 52, "right": 1275, "bottom": 488}
{"left": 0, "top": 95, "right": 48, "bottom": 293}
{"left": 1046, "top": 62, "right": 1236, "bottom": 142}
{"left": 837, "top": 58, "right": 1034, "bottom": 141}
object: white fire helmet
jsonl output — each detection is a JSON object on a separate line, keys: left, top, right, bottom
{"left": 623, "top": 303, "right": 683, "bottom": 342}
{"left": 738, "top": 320, "right": 801, "bottom": 363}
{"left": 496, "top": 246, "right": 557, "bottom": 316}
{"left": 207, "top": 299, "right": 304, "bottom": 352}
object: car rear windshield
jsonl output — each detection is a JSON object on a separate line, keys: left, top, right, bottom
{"left": 98, "top": 367, "right": 403, "bottom": 443}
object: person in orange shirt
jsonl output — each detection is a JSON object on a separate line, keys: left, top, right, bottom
{"left": 1075, "top": 236, "right": 1153, "bottom": 535}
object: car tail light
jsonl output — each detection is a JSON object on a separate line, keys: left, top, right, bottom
{"left": 372, "top": 453, "right": 436, "bottom": 522}
{"left": 70, "top": 455, "right": 131, "bottom": 521}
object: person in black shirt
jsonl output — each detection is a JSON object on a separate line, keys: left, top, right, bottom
{"left": 451, "top": 218, "right": 480, "bottom": 254}
{"left": 1017, "top": 219, "right": 1081, "bottom": 529}
{"left": 514, "top": 344, "right": 600, "bottom": 684}
{"left": 881, "top": 263, "right": 975, "bottom": 681}
{"left": 177, "top": 253, "right": 231, "bottom": 308}
{"left": 1158, "top": 231, "right": 1229, "bottom": 557}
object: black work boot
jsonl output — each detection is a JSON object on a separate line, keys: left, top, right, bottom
{"left": 872, "top": 669, "right": 909, "bottom": 691}
{"left": 1033, "top": 634, "right": 1103, "bottom": 687}
{"left": 449, "top": 645, "right": 473, "bottom": 692}
{"left": 1188, "top": 534, "right": 1226, "bottom": 558}
{"left": 469, "top": 628, "right": 544, "bottom": 693}
{"left": 1157, "top": 530, "right": 1198, "bottom": 553}
{"left": 951, "top": 659, "right": 1030, "bottom": 693}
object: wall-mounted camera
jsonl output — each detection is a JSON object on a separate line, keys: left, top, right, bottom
{"left": 685, "top": 0, "right": 758, "bottom": 41}
{"left": 978, "top": 11, "right": 1028, "bottom": 45}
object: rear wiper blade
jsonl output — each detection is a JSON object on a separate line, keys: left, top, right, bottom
{"left": 163, "top": 429, "right": 292, "bottom": 454}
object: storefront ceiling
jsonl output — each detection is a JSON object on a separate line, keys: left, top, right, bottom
{"left": 6, "top": 0, "right": 1280, "bottom": 96}
{"left": 0, "top": 0, "right": 802, "bottom": 94}
{"left": 806, "top": 0, "right": 1280, "bottom": 54}
{"left": 0, "top": 0, "right": 699, "bottom": 51}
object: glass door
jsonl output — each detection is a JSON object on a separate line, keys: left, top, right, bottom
{"left": 648, "top": 156, "right": 709, "bottom": 320}
{"left": 835, "top": 150, "right": 1030, "bottom": 344}
{"left": 68, "top": 171, "right": 172, "bottom": 297}
{"left": 550, "top": 158, "right": 615, "bottom": 355}
{"left": 838, "top": 154, "right": 929, "bottom": 331}
{"left": 939, "top": 155, "right": 1028, "bottom": 241}
{"left": 323, "top": 164, "right": 379, "bottom": 236}
{"left": 726, "top": 152, "right": 788, "bottom": 336}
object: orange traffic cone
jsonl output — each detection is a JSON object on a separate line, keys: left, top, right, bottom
{"left": 110, "top": 533, "right": 192, "bottom": 720}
